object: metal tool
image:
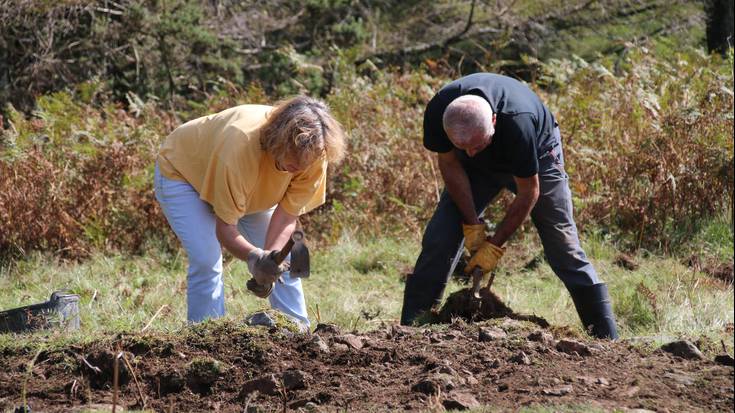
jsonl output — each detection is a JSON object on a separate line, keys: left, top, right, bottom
{"left": 470, "top": 267, "right": 496, "bottom": 299}
{"left": 246, "top": 229, "right": 311, "bottom": 297}
{"left": 272, "top": 229, "right": 310, "bottom": 278}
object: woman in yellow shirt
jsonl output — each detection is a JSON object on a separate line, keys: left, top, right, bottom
{"left": 154, "top": 96, "right": 345, "bottom": 326}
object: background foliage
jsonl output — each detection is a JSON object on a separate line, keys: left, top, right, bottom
{"left": 0, "top": 0, "right": 732, "bottom": 261}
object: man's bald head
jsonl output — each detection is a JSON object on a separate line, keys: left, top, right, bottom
{"left": 442, "top": 95, "right": 494, "bottom": 149}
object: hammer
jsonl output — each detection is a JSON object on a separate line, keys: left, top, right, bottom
{"left": 246, "top": 230, "right": 310, "bottom": 297}
{"left": 271, "top": 229, "right": 310, "bottom": 278}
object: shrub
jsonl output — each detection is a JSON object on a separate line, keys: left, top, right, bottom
{"left": 1, "top": 45, "right": 732, "bottom": 259}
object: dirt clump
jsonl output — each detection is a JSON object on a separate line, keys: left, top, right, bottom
{"left": 186, "top": 356, "right": 226, "bottom": 394}
{"left": 0, "top": 319, "right": 732, "bottom": 412}
{"left": 434, "top": 287, "right": 550, "bottom": 328}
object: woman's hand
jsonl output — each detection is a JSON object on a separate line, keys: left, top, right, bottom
{"left": 246, "top": 248, "right": 289, "bottom": 284}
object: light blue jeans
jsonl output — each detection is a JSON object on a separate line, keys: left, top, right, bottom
{"left": 154, "top": 164, "right": 309, "bottom": 326}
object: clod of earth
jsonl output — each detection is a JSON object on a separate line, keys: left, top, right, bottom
{"left": 660, "top": 340, "right": 705, "bottom": 360}
{"left": 157, "top": 369, "right": 185, "bottom": 395}
{"left": 313, "top": 323, "right": 341, "bottom": 335}
{"left": 82, "top": 350, "right": 132, "bottom": 389}
{"left": 2, "top": 320, "right": 731, "bottom": 411}
{"left": 527, "top": 330, "right": 555, "bottom": 346}
{"left": 614, "top": 253, "right": 639, "bottom": 270}
{"left": 186, "top": 357, "right": 225, "bottom": 394}
{"left": 433, "top": 288, "right": 549, "bottom": 327}
{"left": 714, "top": 354, "right": 734, "bottom": 366}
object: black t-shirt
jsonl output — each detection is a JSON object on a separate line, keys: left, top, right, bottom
{"left": 423, "top": 73, "right": 558, "bottom": 177}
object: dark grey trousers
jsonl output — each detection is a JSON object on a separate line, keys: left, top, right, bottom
{"left": 401, "top": 138, "right": 601, "bottom": 324}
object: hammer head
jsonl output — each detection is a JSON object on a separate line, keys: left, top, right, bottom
{"left": 289, "top": 230, "right": 310, "bottom": 278}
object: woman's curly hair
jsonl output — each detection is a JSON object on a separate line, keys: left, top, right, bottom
{"left": 260, "top": 96, "right": 346, "bottom": 168}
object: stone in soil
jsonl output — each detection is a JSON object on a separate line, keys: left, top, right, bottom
{"left": 478, "top": 326, "right": 507, "bottom": 341}
{"left": 282, "top": 369, "right": 309, "bottom": 390}
{"left": 660, "top": 340, "right": 705, "bottom": 360}
{"left": 663, "top": 372, "right": 695, "bottom": 386}
{"left": 411, "top": 378, "right": 440, "bottom": 395}
{"left": 334, "top": 334, "right": 364, "bottom": 350}
{"left": 556, "top": 339, "right": 591, "bottom": 356}
{"left": 509, "top": 351, "right": 532, "bottom": 365}
{"left": 542, "top": 384, "right": 573, "bottom": 396}
{"left": 442, "top": 392, "right": 481, "bottom": 410}
{"left": 246, "top": 311, "right": 276, "bottom": 328}
{"left": 301, "top": 335, "right": 330, "bottom": 354}
{"left": 240, "top": 374, "right": 280, "bottom": 397}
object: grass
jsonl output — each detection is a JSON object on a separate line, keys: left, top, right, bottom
{"left": 1, "top": 220, "right": 732, "bottom": 354}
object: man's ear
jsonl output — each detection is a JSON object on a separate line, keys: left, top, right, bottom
{"left": 491, "top": 113, "right": 497, "bottom": 126}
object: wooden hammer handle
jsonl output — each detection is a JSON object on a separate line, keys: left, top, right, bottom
{"left": 271, "top": 230, "right": 305, "bottom": 264}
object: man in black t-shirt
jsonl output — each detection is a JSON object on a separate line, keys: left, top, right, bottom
{"left": 401, "top": 73, "right": 618, "bottom": 339}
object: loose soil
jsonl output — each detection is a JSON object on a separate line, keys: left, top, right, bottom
{"left": 0, "top": 296, "right": 733, "bottom": 412}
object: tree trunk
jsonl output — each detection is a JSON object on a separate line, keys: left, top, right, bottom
{"left": 705, "top": 0, "right": 734, "bottom": 55}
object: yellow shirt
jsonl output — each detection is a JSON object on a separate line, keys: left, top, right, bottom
{"left": 157, "top": 105, "right": 327, "bottom": 225}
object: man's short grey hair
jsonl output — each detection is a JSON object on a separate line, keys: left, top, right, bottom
{"left": 442, "top": 95, "right": 494, "bottom": 144}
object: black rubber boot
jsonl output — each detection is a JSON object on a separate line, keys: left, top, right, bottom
{"left": 567, "top": 283, "right": 619, "bottom": 340}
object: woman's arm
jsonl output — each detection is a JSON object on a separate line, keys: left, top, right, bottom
{"left": 215, "top": 217, "right": 258, "bottom": 260}
{"left": 264, "top": 204, "right": 298, "bottom": 251}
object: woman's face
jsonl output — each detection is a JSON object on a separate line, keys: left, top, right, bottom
{"left": 276, "top": 151, "right": 313, "bottom": 173}
{"left": 277, "top": 159, "right": 303, "bottom": 173}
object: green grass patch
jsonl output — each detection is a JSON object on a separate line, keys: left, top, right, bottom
{"left": 0, "top": 230, "right": 732, "bottom": 354}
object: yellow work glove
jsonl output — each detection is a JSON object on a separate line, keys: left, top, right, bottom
{"left": 464, "top": 241, "right": 505, "bottom": 275}
{"left": 462, "top": 223, "right": 486, "bottom": 254}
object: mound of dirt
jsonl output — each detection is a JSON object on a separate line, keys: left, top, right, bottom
{"left": 434, "top": 287, "right": 550, "bottom": 328}
{"left": 0, "top": 318, "right": 732, "bottom": 412}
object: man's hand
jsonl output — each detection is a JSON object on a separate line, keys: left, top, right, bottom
{"left": 247, "top": 248, "right": 288, "bottom": 285}
{"left": 462, "top": 223, "right": 486, "bottom": 253}
{"left": 464, "top": 241, "right": 505, "bottom": 275}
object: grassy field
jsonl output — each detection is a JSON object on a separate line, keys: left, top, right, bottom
{"left": 1, "top": 218, "right": 732, "bottom": 354}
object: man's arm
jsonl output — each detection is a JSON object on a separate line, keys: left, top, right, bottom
{"left": 437, "top": 150, "right": 481, "bottom": 225}
{"left": 487, "top": 175, "right": 539, "bottom": 246}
